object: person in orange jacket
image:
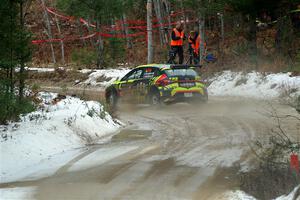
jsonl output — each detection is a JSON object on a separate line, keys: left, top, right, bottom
{"left": 168, "top": 21, "right": 185, "bottom": 64}
{"left": 188, "top": 30, "right": 206, "bottom": 64}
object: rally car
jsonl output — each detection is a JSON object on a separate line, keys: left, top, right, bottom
{"left": 105, "top": 64, "right": 208, "bottom": 108}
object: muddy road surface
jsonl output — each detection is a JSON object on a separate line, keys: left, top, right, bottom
{"left": 1, "top": 97, "right": 299, "bottom": 200}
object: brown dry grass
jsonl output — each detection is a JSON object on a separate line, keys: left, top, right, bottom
{"left": 27, "top": 69, "right": 89, "bottom": 87}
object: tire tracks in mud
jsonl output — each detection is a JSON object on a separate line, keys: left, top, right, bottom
{"left": 137, "top": 111, "right": 259, "bottom": 168}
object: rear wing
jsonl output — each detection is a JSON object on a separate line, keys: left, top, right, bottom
{"left": 170, "top": 64, "right": 202, "bottom": 69}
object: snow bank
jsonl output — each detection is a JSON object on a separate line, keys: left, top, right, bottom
{"left": 220, "top": 190, "right": 257, "bottom": 200}
{"left": 276, "top": 186, "right": 300, "bottom": 200}
{"left": 0, "top": 92, "right": 120, "bottom": 183}
{"left": 27, "top": 67, "right": 55, "bottom": 72}
{"left": 220, "top": 186, "right": 300, "bottom": 200}
{"left": 208, "top": 71, "right": 300, "bottom": 99}
{"left": 83, "top": 68, "right": 130, "bottom": 88}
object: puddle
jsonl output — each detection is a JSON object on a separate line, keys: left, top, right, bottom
{"left": 112, "top": 129, "right": 152, "bottom": 142}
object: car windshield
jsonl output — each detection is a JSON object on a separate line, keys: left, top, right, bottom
{"left": 164, "top": 68, "right": 198, "bottom": 77}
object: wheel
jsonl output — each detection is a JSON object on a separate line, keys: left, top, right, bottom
{"left": 189, "top": 90, "right": 208, "bottom": 105}
{"left": 202, "top": 89, "right": 208, "bottom": 102}
{"left": 106, "top": 89, "right": 118, "bottom": 109}
{"left": 149, "top": 90, "right": 161, "bottom": 106}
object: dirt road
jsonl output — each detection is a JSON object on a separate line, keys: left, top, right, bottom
{"left": 1, "top": 97, "right": 299, "bottom": 200}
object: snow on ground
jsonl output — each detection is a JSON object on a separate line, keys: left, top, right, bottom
{"left": 218, "top": 186, "right": 300, "bottom": 200}
{"left": 208, "top": 71, "right": 300, "bottom": 99}
{"left": 27, "top": 67, "right": 55, "bottom": 72}
{"left": 218, "top": 190, "right": 257, "bottom": 200}
{"left": 82, "top": 68, "right": 130, "bottom": 88}
{"left": 275, "top": 186, "right": 300, "bottom": 200}
{"left": 0, "top": 92, "right": 120, "bottom": 183}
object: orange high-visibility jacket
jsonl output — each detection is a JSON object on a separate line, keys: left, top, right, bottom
{"left": 188, "top": 34, "right": 206, "bottom": 55}
{"left": 171, "top": 28, "right": 184, "bottom": 46}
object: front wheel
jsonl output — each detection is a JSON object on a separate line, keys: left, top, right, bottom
{"left": 106, "top": 90, "right": 118, "bottom": 109}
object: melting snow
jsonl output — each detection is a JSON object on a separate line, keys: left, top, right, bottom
{"left": 0, "top": 92, "right": 120, "bottom": 183}
{"left": 83, "top": 68, "right": 130, "bottom": 88}
{"left": 208, "top": 71, "right": 300, "bottom": 99}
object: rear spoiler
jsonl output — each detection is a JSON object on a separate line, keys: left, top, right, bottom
{"left": 170, "top": 64, "right": 202, "bottom": 69}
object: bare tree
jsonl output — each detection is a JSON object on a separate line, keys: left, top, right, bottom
{"left": 76, "top": 19, "right": 86, "bottom": 47}
{"left": 161, "top": 0, "right": 171, "bottom": 45}
{"left": 153, "top": 0, "right": 166, "bottom": 46}
{"left": 54, "top": 16, "right": 65, "bottom": 65}
{"left": 122, "top": 14, "right": 132, "bottom": 49}
{"left": 40, "top": 0, "right": 56, "bottom": 64}
{"left": 96, "top": 20, "right": 104, "bottom": 69}
{"left": 198, "top": 16, "right": 205, "bottom": 64}
{"left": 147, "top": 0, "right": 153, "bottom": 64}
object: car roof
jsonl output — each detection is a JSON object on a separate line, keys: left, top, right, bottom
{"left": 136, "top": 64, "right": 200, "bottom": 70}
{"left": 135, "top": 64, "right": 174, "bottom": 70}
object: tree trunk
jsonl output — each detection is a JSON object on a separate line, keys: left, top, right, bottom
{"left": 161, "top": 0, "right": 170, "bottom": 45}
{"left": 88, "top": 18, "right": 96, "bottom": 48}
{"left": 247, "top": 18, "right": 257, "bottom": 56}
{"left": 40, "top": 0, "right": 56, "bottom": 64}
{"left": 180, "top": 0, "right": 186, "bottom": 29}
{"left": 147, "top": 0, "right": 153, "bottom": 64}
{"left": 9, "top": 0, "right": 14, "bottom": 94}
{"left": 55, "top": 16, "right": 65, "bottom": 65}
{"left": 220, "top": 14, "right": 224, "bottom": 44}
{"left": 96, "top": 20, "right": 104, "bottom": 69}
{"left": 246, "top": 16, "right": 257, "bottom": 68}
{"left": 77, "top": 20, "right": 86, "bottom": 47}
{"left": 122, "top": 14, "right": 132, "bottom": 49}
{"left": 218, "top": 13, "right": 224, "bottom": 65}
{"left": 153, "top": 0, "right": 165, "bottom": 46}
{"left": 19, "top": 0, "right": 26, "bottom": 99}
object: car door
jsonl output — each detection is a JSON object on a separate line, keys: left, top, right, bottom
{"left": 119, "top": 68, "right": 143, "bottom": 102}
{"left": 135, "top": 67, "right": 160, "bottom": 103}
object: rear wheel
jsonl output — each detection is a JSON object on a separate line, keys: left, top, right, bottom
{"left": 202, "top": 89, "right": 208, "bottom": 102}
{"left": 149, "top": 90, "right": 161, "bottom": 106}
{"left": 189, "top": 90, "right": 208, "bottom": 105}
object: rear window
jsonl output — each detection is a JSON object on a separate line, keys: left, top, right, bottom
{"left": 164, "top": 68, "right": 198, "bottom": 77}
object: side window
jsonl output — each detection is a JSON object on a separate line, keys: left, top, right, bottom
{"left": 121, "top": 70, "right": 135, "bottom": 81}
{"left": 127, "top": 69, "right": 143, "bottom": 80}
{"left": 142, "top": 67, "right": 159, "bottom": 79}
{"left": 121, "top": 69, "right": 143, "bottom": 81}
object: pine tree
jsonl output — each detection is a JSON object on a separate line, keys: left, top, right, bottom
{"left": 0, "top": 0, "right": 33, "bottom": 124}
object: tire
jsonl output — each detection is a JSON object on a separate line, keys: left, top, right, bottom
{"left": 149, "top": 90, "right": 161, "bottom": 106}
{"left": 202, "top": 89, "right": 208, "bottom": 102}
{"left": 106, "top": 89, "right": 118, "bottom": 109}
{"left": 202, "top": 92, "right": 208, "bottom": 103}
{"left": 189, "top": 90, "right": 208, "bottom": 105}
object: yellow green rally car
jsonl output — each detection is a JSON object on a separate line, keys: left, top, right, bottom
{"left": 105, "top": 64, "right": 208, "bottom": 107}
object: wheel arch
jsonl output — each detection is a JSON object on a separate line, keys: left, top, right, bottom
{"left": 149, "top": 85, "right": 160, "bottom": 95}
